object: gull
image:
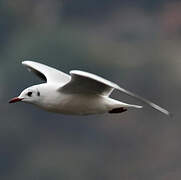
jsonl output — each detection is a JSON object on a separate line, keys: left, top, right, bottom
{"left": 9, "top": 61, "right": 171, "bottom": 116}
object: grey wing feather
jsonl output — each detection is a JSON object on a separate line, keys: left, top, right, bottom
{"left": 60, "top": 70, "right": 116, "bottom": 96}
{"left": 116, "top": 86, "right": 171, "bottom": 116}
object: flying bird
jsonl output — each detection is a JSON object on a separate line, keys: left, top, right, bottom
{"left": 9, "top": 61, "right": 171, "bottom": 116}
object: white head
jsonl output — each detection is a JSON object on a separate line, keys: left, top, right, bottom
{"left": 9, "top": 85, "right": 42, "bottom": 105}
{"left": 9, "top": 83, "right": 61, "bottom": 113}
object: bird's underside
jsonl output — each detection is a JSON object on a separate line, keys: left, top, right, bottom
{"left": 39, "top": 92, "right": 134, "bottom": 115}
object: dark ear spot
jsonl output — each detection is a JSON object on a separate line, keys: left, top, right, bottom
{"left": 37, "top": 91, "right": 40, "bottom": 96}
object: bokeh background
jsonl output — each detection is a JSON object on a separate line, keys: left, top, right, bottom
{"left": 1, "top": 0, "right": 181, "bottom": 179}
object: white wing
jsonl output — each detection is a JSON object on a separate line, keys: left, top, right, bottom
{"left": 60, "top": 70, "right": 171, "bottom": 116}
{"left": 22, "top": 61, "right": 70, "bottom": 85}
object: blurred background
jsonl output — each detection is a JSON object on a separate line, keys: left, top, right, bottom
{"left": 0, "top": 0, "right": 181, "bottom": 179}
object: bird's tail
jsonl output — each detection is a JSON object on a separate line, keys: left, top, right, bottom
{"left": 127, "top": 104, "right": 143, "bottom": 109}
{"left": 118, "top": 101, "right": 143, "bottom": 109}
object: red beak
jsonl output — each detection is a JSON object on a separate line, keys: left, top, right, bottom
{"left": 9, "top": 97, "right": 23, "bottom": 103}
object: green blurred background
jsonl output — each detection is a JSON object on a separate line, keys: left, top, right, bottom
{"left": 1, "top": 0, "right": 181, "bottom": 179}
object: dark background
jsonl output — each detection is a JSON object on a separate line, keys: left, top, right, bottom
{"left": 1, "top": 0, "right": 181, "bottom": 179}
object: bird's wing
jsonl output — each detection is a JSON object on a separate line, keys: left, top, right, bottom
{"left": 22, "top": 61, "right": 71, "bottom": 85}
{"left": 60, "top": 70, "right": 171, "bottom": 116}
{"left": 116, "top": 86, "right": 171, "bottom": 116}
{"left": 59, "top": 70, "right": 119, "bottom": 96}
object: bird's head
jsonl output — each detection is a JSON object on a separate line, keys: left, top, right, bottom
{"left": 9, "top": 86, "right": 41, "bottom": 104}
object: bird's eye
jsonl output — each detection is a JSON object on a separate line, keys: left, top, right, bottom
{"left": 27, "top": 92, "right": 32, "bottom": 97}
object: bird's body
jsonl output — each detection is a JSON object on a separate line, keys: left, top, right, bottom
{"left": 23, "top": 83, "right": 141, "bottom": 115}
{"left": 42, "top": 93, "right": 111, "bottom": 115}
{"left": 9, "top": 61, "right": 171, "bottom": 116}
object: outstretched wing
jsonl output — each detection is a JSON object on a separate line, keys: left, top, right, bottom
{"left": 60, "top": 70, "right": 171, "bottom": 116}
{"left": 60, "top": 70, "right": 119, "bottom": 96}
{"left": 22, "top": 61, "right": 70, "bottom": 85}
